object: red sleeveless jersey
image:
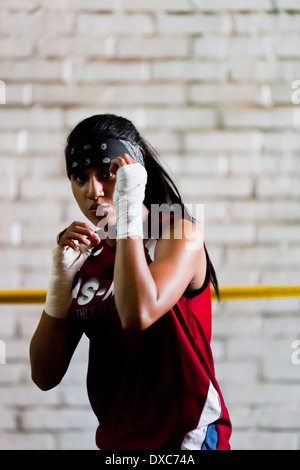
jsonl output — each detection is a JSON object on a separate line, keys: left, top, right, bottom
{"left": 70, "top": 237, "right": 231, "bottom": 450}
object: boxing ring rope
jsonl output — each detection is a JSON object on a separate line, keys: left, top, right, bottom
{"left": 0, "top": 286, "right": 299, "bottom": 304}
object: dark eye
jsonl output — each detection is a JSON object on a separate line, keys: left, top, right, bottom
{"left": 101, "top": 169, "right": 113, "bottom": 179}
{"left": 72, "top": 172, "right": 87, "bottom": 184}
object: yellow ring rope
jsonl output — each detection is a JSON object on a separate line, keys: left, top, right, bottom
{"left": 0, "top": 286, "right": 299, "bottom": 304}
{"left": 211, "top": 285, "right": 300, "bottom": 301}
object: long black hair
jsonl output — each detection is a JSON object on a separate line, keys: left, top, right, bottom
{"left": 65, "top": 113, "right": 219, "bottom": 297}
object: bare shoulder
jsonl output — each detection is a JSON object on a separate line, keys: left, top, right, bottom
{"left": 154, "top": 217, "right": 204, "bottom": 259}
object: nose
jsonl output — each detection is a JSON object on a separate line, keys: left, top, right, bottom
{"left": 86, "top": 176, "right": 104, "bottom": 200}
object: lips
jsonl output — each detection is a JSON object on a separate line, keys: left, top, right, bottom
{"left": 89, "top": 204, "right": 98, "bottom": 210}
{"left": 88, "top": 203, "right": 100, "bottom": 212}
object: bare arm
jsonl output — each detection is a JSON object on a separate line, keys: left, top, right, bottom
{"left": 30, "top": 311, "right": 83, "bottom": 390}
{"left": 114, "top": 218, "right": 205, "bottom": 331}
{"left": 30, "top": 221, "right": 99, "bottom": 390}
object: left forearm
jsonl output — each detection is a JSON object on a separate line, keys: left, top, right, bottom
{"left": 114, "top": 238, "right": 158, "bottom": 331}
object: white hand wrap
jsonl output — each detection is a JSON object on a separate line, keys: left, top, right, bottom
{"left": 113, "top": 164, "right": 147, "bottom": 239}
{"left": 44, "top": 244, "right": 91, "bottom": 318}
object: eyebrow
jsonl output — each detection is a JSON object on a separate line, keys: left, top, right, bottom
{"left": 71, "top": 167, "right": 110, "bottom": 178}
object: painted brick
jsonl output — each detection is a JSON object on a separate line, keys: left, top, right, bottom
{"left": 216, "top": 268, "right": 260, "bottom": 286}
{"left": 213, "top": 315, "right": 264, "bottom": 338}
{"left": 3, "top": 84, "right": 34, "bottom": 107}
{"left": 256, "top": 176, "right": 300, "bottom": 198}
{"left": 0, "top": 60, "right": 64, "bottom": 82}
{"left": 228, "top": 405, "right": 300, "bottom": 430}
{"left": 230, "top": 60, "right": 300, "bottom": 82}
{"left": 214, "top": 360, "right": 259, "bottom": 383}
{"left": 277, "top": 0, "right": 300, "bottom": 9}
{"left": 0, "top": 385, "right": 60, "bottom": 407}
{"left": 182, "top": 155, "right": 230, "bottom": 175}
{"left": 29, "top": 0, "right": 112, "bottom": 10}
{"left": 0, "top": 409, "right": 16, "bottom": 431}
{"left": 156, "top": 13, "right": 232, "bottom": 35}
{"left": 0, "top": 39, "right": 33, "bottom": 58}
{"left": 34, "top": 84, "right": 185, "bottom": 105}
{"left": 227, "top": 246, "right": 300, "bottom": 268}
{"left": 37, "top": 37, "right": 107, "bottom": 58}
{"left": 25, "top": 131, "right": 66, "bottom": 153}
{"left": 0, "top": 108, "right": 64, "bottom": 129}
{"left": 233, "top": 13, "right": 300, "bottom": 34}
{"left": 0, "top": 10, "right": 75, "bottom": 36}
{"left": 22, "top": 408, "right": 96, "bottom": 431}
{"left": 229, "top": 154, "right": 300, "bottom": 175}
{"left": 73, "top": 62, "right": 151, "bottom": 82}
{"left": 257, "top": 224, "right": 300, "bottom": 243}
{"left": 0, "top": 0, "right": 38, "bottom": 9}
{"left": 192, "top": 0, "right": 272, "bottom": 11}
{"left": 77, "top": 13, "right": 154, "bottom": 35}
{"left": 261, "top": 270, "right": 300, "bottom": 285}
{"left": 25, "top": 156, "right": 64, "bottom": 178}
{"left": 180, "top": 176, "right": 254, "bottom": 199}
{"left": 0, "top": 3, "right": 300, "bottom": 451}
{"left": 0, "top": 307, "right": 17, "bottom": 338}
{"left": 230, "top": 201, "right": 300, "bottom": 221}
{"left": 153, "top": 60, "right": 227, "bottom": 81}
{"left": 230, "top": 431, "right": 299, "bottom": 451}
{"left": 141, "top": 107, "right": 217, "bottom": 129}
{"left": 0, "top": 433, "right": 56, "bottom": 451}
{"left": 263, "top": 132, "right": 300, "bottom": 151}
{"left": 124, "top": 0, "right": 192, "bottom": 12}
{"left": 0, "top": 202, "right": 62, "bottom": 223}
{"left": 57, "top": 431, "right": 98, "bottom": 450}
{"left": 206, "top": 224, "right": 257, "bottom": 245}
{"left": 117, "top": 37, "right": 189, "bottom": 59}
{"left": 194, "top": 36, "right": 271, "bottom": 59}
{"left": 185, "top": 131, "right": 263, "bottom": 152}
{"left": 223, "top": 108, "right": 297, "bottom": 130}
{"left": 189, "top": 84, "right": 261, "bottom": 105}
{"left": 20, "top": 178, "right": 71, "bottom": 201}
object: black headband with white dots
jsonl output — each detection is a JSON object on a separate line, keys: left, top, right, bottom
{"left": 66, "top": 137, "right": 145, "bottom": 179}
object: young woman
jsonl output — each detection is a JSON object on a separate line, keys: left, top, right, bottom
{"left": 30, "top": 114, "right": 231, "bottom": 450}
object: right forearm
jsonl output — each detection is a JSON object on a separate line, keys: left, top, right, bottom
{"left": 29, "top": 311, "right": 80, "bottom": 391}
{"left": 30, "top": 225, "right": 93, "bottom": 390}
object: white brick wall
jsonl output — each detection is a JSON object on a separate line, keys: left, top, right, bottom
{"left": 0, "top": 1, "right": 300, "bottom": 450}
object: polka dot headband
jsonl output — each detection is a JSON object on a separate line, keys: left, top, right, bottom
{"left": 66, "top": 137, "right": 145, "bottom": 179}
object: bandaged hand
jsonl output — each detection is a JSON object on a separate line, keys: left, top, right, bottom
{"left": 113, "top": 163, "right": 147, "bottom": 239}
{"left": 44, "top": 243, "right": 91, "bottom": 318}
